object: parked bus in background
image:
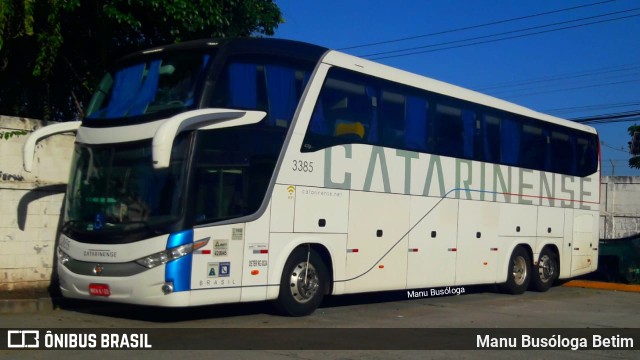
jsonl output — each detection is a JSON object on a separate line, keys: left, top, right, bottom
{"left": 24, "top": 38, "right": 600, "bottom": 316}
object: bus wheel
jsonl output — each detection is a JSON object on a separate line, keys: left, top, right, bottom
{"left": 530, "top": 248, "right": 558, "bottom": 292}
{"left": 275, "top": 247, "right": 328, "bottom": 316}
{"left": 499, "top": 246, "right": 531, "bottom": 294}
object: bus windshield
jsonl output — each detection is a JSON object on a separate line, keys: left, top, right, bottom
{"left": 86, "top": 52, "right": 212, "bottom": 119}
{"left": 63, "top": 134, "right": 191, "bottom": 238}
{"left": 70, "top": 47, "right": 317, "bottom": 239}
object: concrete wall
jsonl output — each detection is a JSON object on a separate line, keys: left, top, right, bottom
{"left": 0, "top": 116, "right": 74, "bottom": 292}
{"left": 600, "top": 176, "right": 640, "bottom": 240}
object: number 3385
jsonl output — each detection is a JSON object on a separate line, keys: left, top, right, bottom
{"left": 292, "top": 160, "right": 314, "bottom": 172}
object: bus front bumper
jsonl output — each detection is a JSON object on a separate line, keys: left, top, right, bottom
{"left": 57, "top": 262, "right": 192, "bottom": 307}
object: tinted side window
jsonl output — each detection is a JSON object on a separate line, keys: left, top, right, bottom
{"left": 482, "top": 114, "right": 501, "bottom": 163}
{"left": 380, "top": 90, "right": 406, "bottom": 149}
{"left": 303, "top": 68, "right": 437, "bottom": 154}
{"left": 300, "top": 67, "right": 598, "bottom": 177}
{"left": 520, "top": 123, "right": 549, "bottom": 171}
{"left": 501, "top": 117, "right": 521, "bottom": 166}
{"left": 303, "top": 69, "right": 379, "bottom": 151}
{"left": 433, "top": 104, "right": 464, "bottom": 158}
{"left": 209, "top": 56, "right": 312, "bottom": 128}
{"left": 551, "top": 131, "right": 574, "bottom": 174}
{"left": 575, "top": 135, "right": 598, "bottom": 177}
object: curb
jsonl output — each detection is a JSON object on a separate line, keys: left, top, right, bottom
{"left": 0, "top": 297, "right": 57, "bottom": 314}
{"left": 562, "top": 280, "right": 640, "bottom": 293}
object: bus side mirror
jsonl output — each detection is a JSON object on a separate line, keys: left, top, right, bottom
{"left": 23, "top": 121, "right": 81, "bottom": 172}
{"left": 152, "top": 108, "right": 266, "bottom": 169}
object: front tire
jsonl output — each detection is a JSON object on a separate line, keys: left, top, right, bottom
{"left": 530, "top": 247, "right": 558, "bottom": 292}
{"left": 499, "top": 246, "right": 531, "bottom": 294}
{"left": 274, "top": 247, "right": 328, "bottom": 316}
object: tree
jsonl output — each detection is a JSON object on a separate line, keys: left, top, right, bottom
{"left": 629, "top": 124, "right": 640, "bottom": 169}
{"left": 0, "top": 0, "right": 283, "bottom": 121}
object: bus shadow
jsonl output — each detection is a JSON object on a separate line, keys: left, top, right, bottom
{"left": 56, "top": 284, "right": 499, "bottom": 322}
{"left": 57, "top": 299, "right": 275, "bottom": 323}
{"left": 320, "top": 284, "right": 498, "bottom": 309}
{"left": 56, "top": 298, "right": 274, "bottom": 322}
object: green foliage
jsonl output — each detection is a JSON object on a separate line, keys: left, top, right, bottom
{"left": 0, "top": 0, "right": 283, "bottom": 121}
{"left": 0, "top": 129, "right": 28, "bottom": 140}
{"left": 0, "top": 1, "right": 32, "bottom": 50}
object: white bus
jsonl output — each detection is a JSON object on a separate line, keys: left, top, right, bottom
{"left": 24, "top": 38, "right": 600, "bottom": 316}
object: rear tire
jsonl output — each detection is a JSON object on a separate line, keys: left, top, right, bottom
{"left": 530, "top": 247, "right": 558, "bottom": 292}
{"left": 274, "top": 247, "right": 328, "bottom": 316}
{"left": 499, "top": 246, "right": 531, "bottom": 294}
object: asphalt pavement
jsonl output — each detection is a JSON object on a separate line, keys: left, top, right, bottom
{"left": 2, "top": 280, "right": 639, "bottom": 314}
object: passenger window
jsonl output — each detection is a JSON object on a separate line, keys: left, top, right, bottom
{"left": 404, "top": 95, "right": 429, "bottom": 152}
{"left": 380, "top": 90, "right": 406, "bottom": 148}
{"left": 210, "top": 57, "right": 311, "bottom": 129}
{"left": 482, "top": 115, "right": 501, "bottom": 162}
{"left": 300, "top": 67, "right": 597, "bottom": 178}
{"left": 433, "top": 104, "right": 464, "bottom": 158}
{"left": 500, "top": 117, "right": 521, "bottom": 166}
{"left": 303, "top": 70, "right": 378, "bottom": 151}
{"left": 521, "top": 123, "right": 548, "bottom": 170}
{"left": 576, "top": 136, "right": 598, "bottom": 176}
{"left": 462, "top": 109, "right": 477, "bottom": 159}
{"left": 551, "top": 131, "right": 574, "bottom": 174}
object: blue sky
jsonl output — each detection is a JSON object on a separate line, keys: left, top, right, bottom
{"left": 274, "top": 0, "right": 640, "bottom": 176}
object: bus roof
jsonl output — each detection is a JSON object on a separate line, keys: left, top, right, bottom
{"left": 116, "top": 38, "right": 329, "bottom": 66}
{"left": 114, "top": 38, "right": 594, "bottom": 135}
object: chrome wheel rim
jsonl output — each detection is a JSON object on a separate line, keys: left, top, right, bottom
{"left": 289, "top": 261, "right": 320, "bottom": 304}
{"left": 538, "top": 254, "right": 556, "bottom": 283}
{"left": 512, "top": 255, "right": 528, "bottom": 286}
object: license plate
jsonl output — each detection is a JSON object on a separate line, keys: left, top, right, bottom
{"left": 89, "top": 283, "right": 111, "bottom": 297}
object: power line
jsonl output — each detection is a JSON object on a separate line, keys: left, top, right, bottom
{"left": 338, "top": 0, "right": 616, "bottom": 51}
{"left": 475, "top": 64, "right": 640, "bottom": 92}
{"left": 466, "top": 63, "right": 640, "bottom": 108}
{"left": 491, "top": 78, "right": 640, "bottom": 99}
{"left": 366, "top": 8, "right": 640, "bottom": 59}
{"left": 544, "top": 101, "right": 640, "bottom": 115}
{"left": 366, "top": 10, "right": 640, "bottom": 60}
{"left": 601, "top": 142, "right": 630, "bottom": 154}
{"left": 489, "top": 75, "right": 640, "bottom": 97}
{"left": 588, "top": 117, "right": 640, "bottom": 124}
{"left": 570, "top": 110, "right": 640, "bottom": 124}
{"left": 470, "top": 62, "right": 640, "bottom": 100}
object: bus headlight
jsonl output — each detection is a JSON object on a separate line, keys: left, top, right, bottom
{"left": 135, "top": 243, "right": 192, "bottom": 269}
{"left": 135, "top": 238, "right": 209, "bottom": 269}
{"left": 57, "top": 247, "right": 70, "bottom": 266}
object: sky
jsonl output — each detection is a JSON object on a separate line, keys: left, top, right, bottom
{"left": 273, "top": 0, "right": 640, "bottom": 176}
